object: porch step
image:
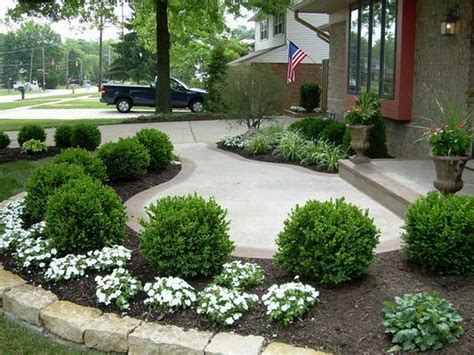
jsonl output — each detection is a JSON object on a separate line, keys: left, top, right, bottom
{"left": 339, "top": 159, "right": 420, "bottom": 218}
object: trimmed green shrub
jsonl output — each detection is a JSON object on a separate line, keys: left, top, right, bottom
{"left": 275, "top": 130, "right": 308, "bottom": 162}
{"left": 320, "top": 120, "right": 347, "bottom": 146}
{"left": 0, "top": 132, "right": 11, "bottom": 149}
{"left": 276, "top": 198, "right": 380, "bottom": 284}
{"left": 70, "top": 124, "right": 101, "bottom": 151}
{"left": 21, "top": 139, "right": 48, "bottom": 154}
{"left": 54, "top": 126, "right": 73, "bottom": 148}
{"left": 98, "top": 138, "right": 150, "bottom": 181}
{"left": 140, "top": 194, "right": 234, "bottom": 278}
{"left": 45, "top": 177, "right": 126, "bottom": 254}
{"left": 17, "top": 125, "right": 46, "bottom": 147}
{"left": 402, "top": 192, "right": 473, "bottom": 275}
{"left": 135, "top": 128, "right": 173, "bottom": 170}
{"left": 245, "top": 134, "right": 272, "bottom": 155}
{"left": 383, "top": 292, "right": 464, "bottom": 352}
{"left": 54, "top": 148, "right": 107, "bottom": 182}
{"left": 366, "top": 115, "right": 389, "bottom": 158}
{"left": 299, "top": 84, "right": 321, "bottom": 113}
{"left": 289, "top": 117, "right": 331, "bottom": 141}
{"left": 24, "top": 163, "right": 86, "bottom": 222}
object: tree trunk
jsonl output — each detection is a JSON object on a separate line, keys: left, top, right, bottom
{"left": 98, "top": 14, "right": 104, "bottom": 92}
{"left": 155, "top": 0, "right": 172, "bottom": 113}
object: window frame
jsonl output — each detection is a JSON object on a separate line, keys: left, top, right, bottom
{"left": 347, "top": 0, "right": 398, "bottom": 99}
{"left": 260, "top": 18, "right": 269, "bottom": 40}
{"left": 273, "top": 14, "right": 285, "bottom": 36}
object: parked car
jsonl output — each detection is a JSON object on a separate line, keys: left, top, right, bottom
{"left": 100, "top": 78, "right": 207, "bottom": 113}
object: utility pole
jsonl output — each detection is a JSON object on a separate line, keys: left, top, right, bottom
{"left": 98, "top": 13, "right": 104, "bottom": 91}
{"left": 29, "top": 49, "right": 33, "bottom": 84}
{"left": 42, "top": 47, "right": 45, "bottom": 91}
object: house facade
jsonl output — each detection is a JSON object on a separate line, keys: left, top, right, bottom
{"left": 294, "top": 0, "right": 474, "bottom": 158}
{"left": 230, "top": 3, "right": 329, "bottom": 106}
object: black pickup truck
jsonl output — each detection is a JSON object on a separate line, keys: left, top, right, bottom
{"left": 100, "top": 78, "right": 207, "bottom": 113}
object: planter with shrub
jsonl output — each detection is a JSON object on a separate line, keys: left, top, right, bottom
{"left": 98, "top": 138, "right": 150, "bottom": 181}
{"left": 17, "top": 125, "right": 46, "bottom": 147}
{"left": 53, "top": 148, "right": 107, "bottom": 182}
{"left": 135, "top": 128, "right": 173, "bottom": 170}
{"left": 70, "top": 124, "right": 101, "bottom": 151}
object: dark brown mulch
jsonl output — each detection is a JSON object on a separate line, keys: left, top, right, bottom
{"left": 0, "top": 147, "right": 62, "bottom": 164}
{"left": 216, "top": 142, "right": 336, "bottom": 174}
{"left": 1, "top": 228, "right": 472, "bottom": 354}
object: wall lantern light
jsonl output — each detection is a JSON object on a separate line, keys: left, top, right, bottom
{"left": 441, "top": 7, "right": 460, "bottom": 36}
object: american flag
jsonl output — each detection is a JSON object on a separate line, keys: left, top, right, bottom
{"left": 287, "top": 41, "right": 308, "bottom": 83}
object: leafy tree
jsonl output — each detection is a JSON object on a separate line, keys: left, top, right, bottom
{"left": 205, "top": 42, "right": 228, "bottom": 112}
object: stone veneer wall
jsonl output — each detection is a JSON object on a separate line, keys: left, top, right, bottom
{"left": 327, "top": 20, "right": 347, "bottom": 116}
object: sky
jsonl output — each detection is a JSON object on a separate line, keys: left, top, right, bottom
{"left": 0, "top": 0, "right": 253, "bottom": 41}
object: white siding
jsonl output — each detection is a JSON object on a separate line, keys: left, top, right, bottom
{"left": 254, "top": 15, "right": 286, "bottom": 52}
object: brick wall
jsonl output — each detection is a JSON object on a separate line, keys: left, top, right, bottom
{"left": 252, "top": 63, "right": 322, "bottom": 107}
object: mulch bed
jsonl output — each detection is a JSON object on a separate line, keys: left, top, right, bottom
{"left": 216, "top": 142, "right": 336, "bottom": 174}
{"left": 0, "top": 147, "right": 62, "bottom": 164}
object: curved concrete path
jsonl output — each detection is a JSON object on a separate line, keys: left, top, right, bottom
{"left": 126, "top": 143, "right": 403, "bottom": 258}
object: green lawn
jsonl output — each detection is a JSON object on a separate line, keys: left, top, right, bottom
{"left": 0, "top": 99, "right": 58, "bottom": 110}
{"left": 36, "top": 100, "right": 110, "bottom": 109}
{"left": 0, "top": 158, "right": 53, "bottom": 201}
{"left": 0, "top": 316, "right": 103, "bottom": 354}
{"left": 0, "top": 119, "right": 124, "bottom": 132}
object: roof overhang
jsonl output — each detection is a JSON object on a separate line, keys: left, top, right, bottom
{"left": 292, "top": 0, "right": 347, "bottom": 13}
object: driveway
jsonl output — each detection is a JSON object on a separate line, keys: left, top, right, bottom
{"left": 126, "top": 143, "right": 403, "bottom": 259}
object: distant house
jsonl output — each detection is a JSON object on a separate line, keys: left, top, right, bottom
{"left": 230, "top": 3, "right": 329, "bottom": 106}
{"left": 293, "top": 0, "right": 474, "bottom": 158}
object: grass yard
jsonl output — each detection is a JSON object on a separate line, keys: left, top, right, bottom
{"left": 36, "top": 99, "right": 111, "bottom": 109}
{"left": 0, "top": 99, "right": 58, "bottom": 111}
{"left": 0, "top": 158, "right": 53, "bottom": 200}
{"left": 0, "top": 119, "right": 124, "bottom": 132}
{"left": 0, "top": 316, "right": 103, "bottom": 355}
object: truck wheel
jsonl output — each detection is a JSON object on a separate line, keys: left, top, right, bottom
{"left": 189, "top": 99, "right": 204, "bottom": 113}
{"left": 116, "top": 98, "right": 132, "bottom": 113}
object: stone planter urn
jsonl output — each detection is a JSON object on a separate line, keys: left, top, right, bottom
{"left": 348, "top": 125, "right": 373, "bottom": 163}
{"left": 432, "top": 156, "right": 470, "bottom": 194}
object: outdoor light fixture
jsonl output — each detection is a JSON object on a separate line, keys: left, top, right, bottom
{"left": 441, "top": 7, "right": 460, "bottom": 36}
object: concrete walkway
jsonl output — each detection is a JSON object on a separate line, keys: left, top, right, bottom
{"left": 126, "top": 143, "right": 403, "bottom": 259}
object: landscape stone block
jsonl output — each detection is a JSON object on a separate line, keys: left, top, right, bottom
{"left": 205, "top": 332, "right": 265, "bottom": 355}
{"left": 262, "top": 342, "right": 330, "bottom": 355}
{"left": 84, "top": 313, "right": 141, "bottom": 353}
{"left": 3, "top": 284, "right": 57, "bottom": 326}
{"left": 129, "top": 321, "right": 212, "bottom": 355}
{"left": 40, "top": 301, "right": 102, "bottom": 343}
{"left": 0, "top": 269, "right": 26, "bottom": 306}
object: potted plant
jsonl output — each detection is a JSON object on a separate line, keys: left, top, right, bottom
{"left": 345, "top": 91, "right": 380, "bottom": 163}
{"left": 423, "top": 98, "right": 472, "bottom": 194}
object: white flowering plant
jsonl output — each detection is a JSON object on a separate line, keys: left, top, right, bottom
{"left": 45, "top": 245, "right": 132, "bottom": 281}
{"left": 196, "top": 284, "right": 258, "bottom": 326}
{"left": 95, "top": 268, "right": 142, "bottom": 310}
{"left": 262, "top": 278, "right": 320, "bottom": 325}
{"left": 220, "top": 135, "right": 248, "bottom": 149}
{"left": 144, "top": 276, "right": 196, "bottom": 312}
{"left": 15, "top": 238, "right": 57, "bottom": 269}
{"left": 214, "top": 261, "right": 264, "bottom": 290}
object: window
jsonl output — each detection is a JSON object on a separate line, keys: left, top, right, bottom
{"left": 273, "top": 14, "right": 285, "bottom": 36}
{"left": 348, "top": 0, "right": 397, "bottom": 98}
{"left": 260, "top": 19, "right": 269, "bottom": 40}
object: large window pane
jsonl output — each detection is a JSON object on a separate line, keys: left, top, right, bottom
{"left": 359, "top": 1, "right": 370, "bottom": 93}
{"left": 348, "top": 5, "right": 359, "bottom": 94}
{"left": 371, "top": 1, "right": 382, "bottom": 92}
{"left": 383, "top": 0, "right": 397, "bottom": 98}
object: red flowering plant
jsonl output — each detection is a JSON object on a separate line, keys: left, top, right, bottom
{"left": 422, "top": 97, "right": 472, "bottom": 157}
{"left": 345, "top": 91, "right": 381, "bottom": 126}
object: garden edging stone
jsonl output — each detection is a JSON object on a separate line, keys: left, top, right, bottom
{"left": 204, "top": 332, "right": 265, "bottom": 355}
{"left": 0, "top": 268, "right": 26, "bottom": 306}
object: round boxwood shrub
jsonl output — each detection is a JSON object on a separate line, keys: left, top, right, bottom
{"left": 135, "top": 128, "right": 173, "bottom": 170}
{"left": 402, "top": 192, "right": 473, "bottom": 275}
{"left": 53, "top": 148, "right": 107, "bottom": 182}
{"left": 54, "top": 126, "right": 72, "bottom": 148}
{"left": 275, "top": 198, "right": 380, "bottom": 284}
{"left": 140, "top": 194, "right": 234, "bottom": 278}
{"left": 24, "top": 163, "right": 86, "bottom": 222}
{"left": 70, "top": 124, "right": 101, "bottom": 151}
{"left": 320, "top": 120, "right": 347, "bottom": 146}
{"left": 98, "top": 138, "right": 150, "bottom": 181}
{"left": 0, "top": 132, "right": 11, "bottom": 149}
{"left": 45, "top": 177, "right": 126, "bottom": 254}
{"left": 289, "top": 117, "right": 330, "bottom": 141}
{"left": 18, "top": 125, "right": 46, "bottom": 147}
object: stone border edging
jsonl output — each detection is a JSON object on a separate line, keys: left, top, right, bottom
{"left": 0, "top": 193, "right": 330, "bottom": 355}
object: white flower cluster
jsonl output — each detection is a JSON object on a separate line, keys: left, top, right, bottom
{"left": 220, "top": 135, "right": 248, "bottom": 149}
{"left": 197, "top": 284, "right": 258, "bottom": 326}
{"left": 262, "top": 278, "right": 320, "bottom": 325}
{"left": 144, "top": 277, "right": 196, "bottom": 312}
{"left": 16, "top": 237, "right": 57, "bottom": 269}
{"left": 44, "top": 245, "right": 132, "bottom": 281}
{"left": 95, "top": 268, "right": 142, "bottom": 310}
{"left": 214, "top": 261, "right": 265, "bottom": 290}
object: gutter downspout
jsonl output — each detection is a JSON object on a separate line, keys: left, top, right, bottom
{"left": 294, "top": 10, "right": 330, "bottom": 44}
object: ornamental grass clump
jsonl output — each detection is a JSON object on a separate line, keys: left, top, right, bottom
{"left": 144, "top": 277, "right": 196, "bottom": 312}
{"left": 262, "top": 278, "right": 319, "bottom": 325}
{"left": 402, "top": 192, "right": 473, "bottom": 275}
{"left": 196, "top": 284, "right": 258, "bottom": 326}
{"left": 244, "top": 134, "right": 272, "bottom": 155}
{"left": 140, "top": 194, "right": 234, "bottom": 278}
{"left": 53, "top": 148, "right": 107, "bottom": 182}
{"left": 274, "top": 130, "right": 308, "bottom": 162}
{"left": 383, "top": 292, "right": 464, "bottom": 352}
{"left": 95, "top": 268, "right": 142, "bottom": 310}
{"left": 214, "top": 261, "right": 264, "bottom": 290}
{"left": 276, "top": 198, "right": 380, "bottom": 284}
